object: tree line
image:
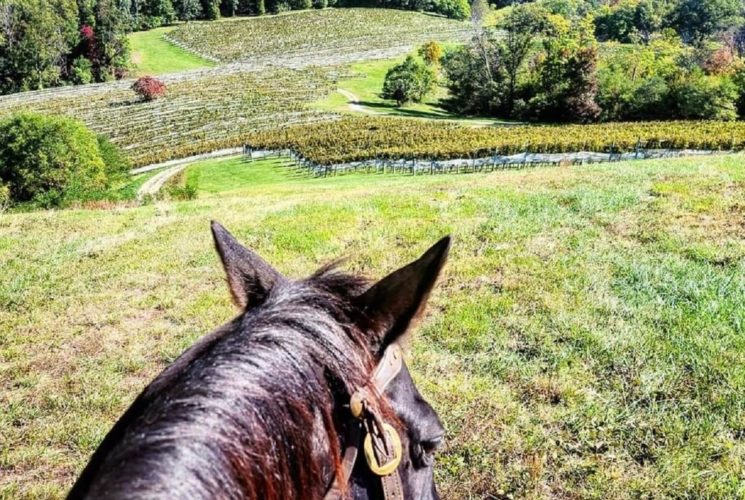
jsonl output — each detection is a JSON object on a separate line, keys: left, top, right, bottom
{"left": 426, "top": 0, "right": 745, "bottom": 122}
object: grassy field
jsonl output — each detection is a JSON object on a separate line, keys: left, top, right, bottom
{"left": 2, "top": 154, "right": 744, "bottom": 498}
{"left": 313, "top": 58, "right": 502, "bottom": 125}
{"left": 128, "top": 27, "right": 215, "bottom": 76}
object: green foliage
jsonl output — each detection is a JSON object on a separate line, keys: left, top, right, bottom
{"left": 419, "top": 41, "right": 443, "bottom": 66}
{"left": 0, "top": 0, "right": 79, "bottom": 93}
{"left": 135, "top": 0, "right": 176, "bottom": 28}
{"left": 71, "top": 57, "right": 94, "bottom": 85}
{"left": 382, "top": 55, "right": 435, "bottom": 106}
{"left": 672, "top": 71, "right": 739, "bottom": 121}
{"left": 444, "top": 5, "right": 600, "bottom": 122}
{"left": 0, "top": 113, "right": 109, "bottom": 207}
{"left": 594, "top": 0, "right": 666, "bottom": 44}
{"left": 671, "top": 0, "right": 743, "bottom": 44}
{"left": 430, "top": 0, "right": 469, "bottom": 21}
{"left": 0, "top": 182, "right": 10, "bottom": 213}
{"left": 173, "top": 0, "right": 203, "bottom": 19}
{"left": 97, "top": 135, "right": 132, "bottom": 178}
{"left": 598, "top": 40, "right": 740, "bottom": 121}
{"left": 201, "top": 0, "right": 220, "bottom": 18}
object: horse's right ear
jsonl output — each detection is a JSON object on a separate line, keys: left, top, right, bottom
{"left": 356, "top": 236, "right": 450, "bottom": 355}
{"left": 211, "top": 221, "right": 283, "bottom": 310}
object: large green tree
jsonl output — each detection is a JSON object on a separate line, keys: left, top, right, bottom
{"left": 0, "top": 113, "right": 108, "bottom": 207}
{"left": 0, "top": 0, "right": 78, "bottom": 93}
{"left": 671, "top": 0, "right": 743, "bottom": 44}
{"left": 382, "top": 55, "right": 435, "bottom": 106}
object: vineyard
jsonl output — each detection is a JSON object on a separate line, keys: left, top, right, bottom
{"left": 0, "top": 68, "right": 339, "bottom": 167}
{"left": 167, "top": 9, "right": 471, "bottom": 64}
{"left": 246, "top": 116, "right": 745, "bottom": 165}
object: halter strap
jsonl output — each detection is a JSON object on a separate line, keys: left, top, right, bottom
{"left": 324, "top": 344, "right": 405, "bottom": 500}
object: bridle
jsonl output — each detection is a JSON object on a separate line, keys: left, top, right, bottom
{"left": 324, "top": 344, "right": 406, "bottom": 500}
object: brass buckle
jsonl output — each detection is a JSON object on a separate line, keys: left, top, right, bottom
{"left": 363, "top": 422, "right": 402, "bottom": 476}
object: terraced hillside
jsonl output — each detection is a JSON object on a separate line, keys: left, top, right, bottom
{"left": 0, "top": 68, "right": 338, "bottom": 167}
{"left": 167, "top": 9, "right": 471, "bottom": 64}
{"left": 0, "top": 9, "right": 473, "bottom": 167}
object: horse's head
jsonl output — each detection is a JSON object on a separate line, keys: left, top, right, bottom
{"left": 212, "top": 222, "right": 450, "bottom": 499}
{"left": 68, "top": 223, "right": 449, "bottom": 500}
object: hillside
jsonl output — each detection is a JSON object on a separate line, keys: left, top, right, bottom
{"left": 2, "top": 155, "right": 745, "bottom": 498}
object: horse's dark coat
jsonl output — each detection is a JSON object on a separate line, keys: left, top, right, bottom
{"left": 68, "top": 223, "right": 448, "bottom": 499}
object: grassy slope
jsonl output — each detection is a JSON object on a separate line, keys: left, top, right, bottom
{"left": 2, "top": 155, "right": 744, "bottom": 498}
{"left": 128, "top": 27, "right": 215, "bottom": 76}
{"left": 313, "top": 58, "right": 506, "bottom": 125}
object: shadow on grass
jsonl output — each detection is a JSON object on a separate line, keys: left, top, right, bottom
{"left": 356, "top": 101, "right": 519, "bottom": 125}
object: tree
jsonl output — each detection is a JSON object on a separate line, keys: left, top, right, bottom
{"left": 672, "top": 71, "right": 738, "bottom": 120}
{"left": 418, "top": 41, "right": 443, "bottom": 67}
{"left": 201, "top": 0, "right": 219, "bottom": 19}
{"left": 135, "top": 0, "right": 176, "bottom": 28}
{"left": 520, "top": 17, "right": 602, "bottom": 122}
{"left": 382, "top": 56, "right": 435, "bottom": 106}
{"left": 499, "top": 4, "right": 549, "bottom": 114}
{"left": 132, "top": 75, "right": 167, "bottom": 101}
{"left": 173, "top": 0, "right": 202, "bottom": 19}
{"left": 442, "top": 43, "right": 505, "bottom": 115}
{"left": 672, "top": 0, "right": 742, "bottom": 44}
{"left": 0, "top": 0, "right": 79, "bottom": 93}
{"left": 0, "top": 113, "right": 108, "bottom": 207}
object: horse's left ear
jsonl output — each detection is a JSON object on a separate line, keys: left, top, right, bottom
{"left": 211, "top": 221, "right": 283, "bottom": 310}
{"left": 356, "top": 236, "right": 450, "bottom": 354}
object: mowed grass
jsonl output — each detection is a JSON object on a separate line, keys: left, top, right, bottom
{"left": 2, "top": 156, "right": 745, "bottom": 498}
{"left": 314, "top": 58, "right": 509, "bottom": 125}
{"left": 128, "top": 27, "right": 215, "bottom": 76}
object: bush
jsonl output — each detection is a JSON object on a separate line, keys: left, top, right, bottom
{"left": 0, "top": 113, "right": 109, "bottom": 208}
{"left": 382, "top": 56, "right": 436, "bottom": 106}
{"left": 71, "top": 57, "right": 94, "bottom": 85}
{"left": 97, "top": 135, "right": 132, "bottom": 178}
{"left": 419, "top": 41, "right": 443, "bottom": 67}
{"left": 672, "top": 72, "right": 738, "bottom": 120}
{"left": 132, "top": 76, "right": 167, "bottom": 101}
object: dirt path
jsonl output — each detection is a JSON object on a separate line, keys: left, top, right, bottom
{"left": 134, "top": 147, "right": 244, "bottom": 199}
{"left": 337, "top": 89, "right": 380, "bottom": 115}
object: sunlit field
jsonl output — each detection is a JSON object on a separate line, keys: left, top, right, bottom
{"left": 2, "top": 155, "right": 744, "bottom": 498}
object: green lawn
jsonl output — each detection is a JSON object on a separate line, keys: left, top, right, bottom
{"left": 186, "top": 155, "right": 300, "bottom": 194}
{"left": 3, "top": 155, "right": 743, "bottom": 498}
{"left": 128, "top": 27, "right": 215, "bottom": 76}
{"left": 313, "top": 58, "right": 513, "bottom": 125}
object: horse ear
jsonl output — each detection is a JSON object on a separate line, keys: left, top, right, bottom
{"left": 211, "top": 221, "right": 283, "bottom": 310}
{"left": 357, "top": 237, "right": 450, "bottom": 353}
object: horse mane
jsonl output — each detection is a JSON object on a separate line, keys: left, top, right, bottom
{"left": 68, "top": 265, "right": 381, "bottom": 500}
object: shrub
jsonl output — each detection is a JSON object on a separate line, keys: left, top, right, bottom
{"left": 97, "top": 135, "right": 132, "bottom": 179}
{"left": 672, "top": 72, "right": 738, "bottom": 121}
{"left": 132, "top": 76, "right": 167, "bottom": 101}
{"left": 0, "top": 113, "right": 109, "bottom": 208}
{"left": 419, "top": 41, "right": 443, "bottom": 67}
{"left": 382, "top": 56, "right": 436, "bottom": 106}
{"left": 71, "top": 57, "right": 94, "bottom": 85}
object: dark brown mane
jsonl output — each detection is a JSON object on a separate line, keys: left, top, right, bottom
{"left": 68, "top": 266, "right": 382, "bottom": 499}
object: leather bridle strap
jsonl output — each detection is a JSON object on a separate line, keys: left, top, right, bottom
{"left": 324, "top": 344, "right": 405, "bottom": 500}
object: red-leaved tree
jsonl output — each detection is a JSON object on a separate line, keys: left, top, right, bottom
{"left": 131, "top": 76, "right": 167, "bottom": 102}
